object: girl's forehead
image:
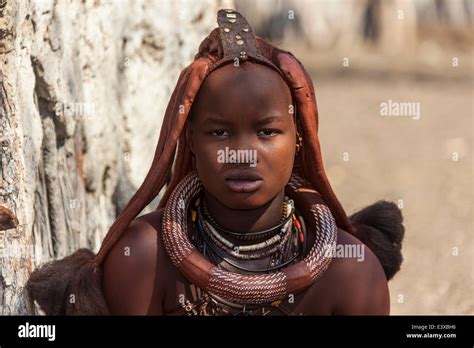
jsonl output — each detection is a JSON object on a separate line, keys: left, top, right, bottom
{"left": 197, "top": 63, "right": 292, "bottom": 101}
{"left": 206, "top": 62, "right": 285, "bottom": 85}
{"left": 187, "top": 63, "right": 293, "bottom": 124}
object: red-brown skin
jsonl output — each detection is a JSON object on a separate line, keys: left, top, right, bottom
{"left": 102, "top": 63, "right": 390, "bottom": 315}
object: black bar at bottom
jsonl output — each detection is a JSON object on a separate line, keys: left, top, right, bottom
{"left": 0, "top": 315, "right": 472, "bottom": 346}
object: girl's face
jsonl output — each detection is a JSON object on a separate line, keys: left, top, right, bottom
{"left": 187, "top": 62, "right": 296, "bottom": 209}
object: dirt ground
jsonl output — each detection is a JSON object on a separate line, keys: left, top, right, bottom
{"left": 289, "top": 48, "right": 473, "bottom": 314}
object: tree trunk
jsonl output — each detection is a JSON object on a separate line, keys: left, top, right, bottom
{"left": 0, "top": 0, "right": 230, "bottom": 315}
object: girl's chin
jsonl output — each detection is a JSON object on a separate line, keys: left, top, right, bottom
{"left": 218, "top": 196, "right": 271, "bottom": 211}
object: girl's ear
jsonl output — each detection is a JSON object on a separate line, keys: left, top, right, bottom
{"left": 185, "top": 123, "right": 195, "bottom": 155}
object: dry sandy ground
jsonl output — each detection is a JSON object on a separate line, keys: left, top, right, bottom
{"left": 295, "top": 52, "right": 473, "bottom": 314}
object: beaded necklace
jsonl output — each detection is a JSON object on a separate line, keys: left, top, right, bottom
{"left": 190, "top": 194, "right": 304, "bottom": 273}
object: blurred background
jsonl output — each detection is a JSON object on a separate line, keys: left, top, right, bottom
{"left": 0, "top": 0, "right": 472, "bottom": 314}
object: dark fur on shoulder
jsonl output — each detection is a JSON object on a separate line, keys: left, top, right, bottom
{"left": 25, "top": 249, "right": 109, "bottom": 315}
{"left": 349, "top": 201, "right": 405, "bottom": 280}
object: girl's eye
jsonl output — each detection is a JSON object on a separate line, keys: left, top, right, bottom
{"left": 258, "top": 128, "right": 280, "bottom": 137}
{"left": 211, "top": 129, "right": 229, "bottom": 137}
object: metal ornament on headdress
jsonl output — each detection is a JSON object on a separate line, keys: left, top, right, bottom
{"left": 217, "top": 9, "right": 261, "bottom": 62}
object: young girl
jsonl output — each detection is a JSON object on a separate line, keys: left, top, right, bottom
{"left": 26, "top": 10, "right": 404, "bottom": 316}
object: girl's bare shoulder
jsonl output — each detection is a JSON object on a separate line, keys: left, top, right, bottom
{"left": 316, "top": 228, "right": 390, "bottom": 314}
{"left": 101, "top": 209, "right": 168, "bottom": 314}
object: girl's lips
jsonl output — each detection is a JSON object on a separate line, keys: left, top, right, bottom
{"left": 224, "top": 179, "right": 263, "bottom": 193}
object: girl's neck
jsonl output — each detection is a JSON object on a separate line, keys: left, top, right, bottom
{"left": 202, "top": 189, "right": 285, "bottom": 237}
